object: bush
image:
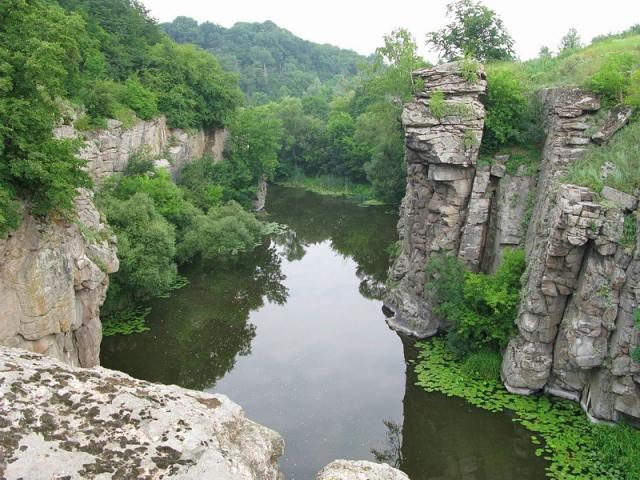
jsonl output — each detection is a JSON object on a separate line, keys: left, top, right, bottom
{"left": 0, "top": 181, "right": 20, "bottom": 237}
{"left": 177, "top": 201, "right": 264, "bottom": 262}
{"left": 587, "top": 52, "right": 638, "bottom": 105}
{"left": 83, "top": 80, "right": 118, "bottom": 121}
{"left": 100, "top": 192, "right": 178, "bottom": 307}
{"left": 425, "top": 248, "right": 526, "bottom": 357}
{"left": 123, "top": 75, "right": 158, "bottom": 120}
{"left": 482, "top": 67, "right": 530, "bottom": 152}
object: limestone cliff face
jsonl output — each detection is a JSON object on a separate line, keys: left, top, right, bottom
{"left": 54, "top": 115, "right": 227, "bottom": 181}
{"left": 0, "top": 189, "right": 118, "bottom": 368}
{"left": 386, "top": 62, "right": 640, "bottom": 423}
{"left": 386, "top": 62, "right": 487, "bottom": 337}
{"left": 1, "top": 116, "right": 227, "bottom": 368}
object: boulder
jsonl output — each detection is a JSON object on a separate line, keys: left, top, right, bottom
{"left": 316, "top": 460, "right": 409, "bottom": 480}
{"left": 0, "top": 346, "right": 284, "bottom": 480}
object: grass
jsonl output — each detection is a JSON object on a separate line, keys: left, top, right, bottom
{"left": 460, "top": 350, "right": 502, "bottom": 380}
{"left": 489, "top": 35, "right": 640, "bottom": 90}
{"left": 415, "top": 338, "right": 640, "bottom": 480}
{"left": 278, "top": 173, "right": 382, "bottom": 205}
{"left": 564, "top": 121, "right": 640, "bottom": 195}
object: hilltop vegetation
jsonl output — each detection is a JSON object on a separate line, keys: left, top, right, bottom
{"left": 162, "top": 17, "right": 365, "bottom": 103}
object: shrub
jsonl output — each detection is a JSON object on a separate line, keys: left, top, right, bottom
{"left": 177, "top": 201, "right": 264, "bottom": 262}
{"left": 83, "top": 80, "right": 118, "bottom": 121}
{"left": 425, "top": 248, "right": 526, "bottom": 357}
{"left": 482, "top": 67, "right": 530, "bottom": 152}
{"left": 0, "top": 181, "right": 20, "bottom": 237}
{"left": 123, "top": 76, "right": 158, "bottom": 120}
{"left": 429, "top": 90, "right": 447, "bottom": 118}
{"left": 587, "top": 52, "right": 638, "bottom": 105}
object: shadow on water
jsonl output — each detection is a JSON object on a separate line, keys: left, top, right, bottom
{"left": 102, "top": 185, "right": 547, "bottom": 479}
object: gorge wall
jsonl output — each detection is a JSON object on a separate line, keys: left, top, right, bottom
{"left": 386, "top": 62, "right": 640, "bottom": 423}
{"left": 0, "top": 116, "right": 226, "bottom": 368}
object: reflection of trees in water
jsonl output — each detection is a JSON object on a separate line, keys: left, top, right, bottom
{"left": 101, "top": 242, "right": 288, "bottom": 391}
{"left": 356, "top": 266, "right": 387, "bottom": 300}
{"left": 370, "top": 419, "right": 403, "bottom": 468}
{"left": 265, "top": 185, "right": 398, "bottom": 283}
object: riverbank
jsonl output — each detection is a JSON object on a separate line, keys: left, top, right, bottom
{"left": 414, "top": 339, "right": 640, "bottom": 480}
{"left": 277, "top": 174, "right": 385, "bottom": 205}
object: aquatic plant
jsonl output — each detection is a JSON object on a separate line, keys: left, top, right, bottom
{"left": 415, "top": 339, "right": 640, "bottom": 479}
{"left": 102, "top": 307, "right": 151, "bottom": 336}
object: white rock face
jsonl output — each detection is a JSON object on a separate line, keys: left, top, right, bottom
{"left": 54, "top": 116, "right": 227, "bottom": 181}
{"left": 0, "top": 189, "right": 118, "bottom": 367}
{"left": 316, "top": 460, "right": 409, "bottom": 480}
{"left": 0, "top": 346, "right": 284, "bottom": 480}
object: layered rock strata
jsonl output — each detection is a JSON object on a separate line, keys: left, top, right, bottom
{"left": 0, "top": 190, "right": 118, "bottom": 368}
{"left": 55, "top": 115, "right": 227, "bottom": 182}
{"left": 387, "top": 63, "right": 640, "bottom": 423}
{"left": 386, "top": 62, "right": 487, "bottom": 337}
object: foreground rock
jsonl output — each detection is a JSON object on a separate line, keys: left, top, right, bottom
{"left": 0, "top": 346, "right": 284, "bottom": 479}
{"left": 0, "top": 190, "right": 118, "bottom": 368}
{"left": 316, "top": 460, "right": 409, "bottom": 480}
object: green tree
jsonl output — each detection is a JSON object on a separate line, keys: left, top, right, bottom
{"left": 559, "top": 28, "right": 582, "bottom": 52}
{"left": 427, "top": 0, "right": 515, "bottom": 62}
{"left": 0, "top": 0, "right": 91, "bottom": 233}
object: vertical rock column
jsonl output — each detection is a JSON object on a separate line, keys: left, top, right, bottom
{"left": 386, "top": 62, "right": 486, "bottom": 337}
{"left": 502, "top": 89, "right": 603, "bottom": 393}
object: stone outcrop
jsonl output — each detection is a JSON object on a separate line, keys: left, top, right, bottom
{"left": 387, "top": 63, "right": 640, "bottom": 423}
{"left": 385, "top": 62, "right": 487, "bottom": 337}
{"left": 55, "top": 116, "right": 227, "bottom": 182}
{"left": 0, "top": 190, "right": 118, "bottom": 368}
{"left": 316, "top": 460, "right": 409, "bottom": 480}
{"left": 0, "top": 346, "right": 284, "bottom": 479}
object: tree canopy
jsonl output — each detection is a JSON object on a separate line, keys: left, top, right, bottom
{"left": 427, "top": 0, "right": 515, "bottom": 62}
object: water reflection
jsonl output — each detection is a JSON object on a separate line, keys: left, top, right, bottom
{"left": 101, "top": 242, "right": 288, "bottom": 390}
{"left": 368, "top": 337, "right": 548, "bottom": 480}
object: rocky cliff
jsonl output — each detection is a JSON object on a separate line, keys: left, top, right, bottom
{"left": 0, "top": 346, "right": 408, "bottom": 479}
{"left": 54, "top": 115, "right": 227, "bottom": 182}
{"left": 0, "top": 190, "right": 118, "bottom": 368}
{"left": 386, "top": 62, "right": 640, "bottom": 423}
{"left": 0, "top": 116, "right": 228, "bottom": 368}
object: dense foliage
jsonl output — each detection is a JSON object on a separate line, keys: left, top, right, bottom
{"left": 97, "top": 150, "right": 269, "bottom": 322}
{"left": 416, "top": 339, "right": 640, "bottom": 480}
{"left": 427, "top": 0, "right": 515, "bottom": 62}
{"left": 425, "top": 248, "right": 526, "bottom": 358}
{"left": 0, "top": 0, "right": 90, "bottom": 234}
{"left": 0, "top": 0, "right": 243, "bottom": 236}
{"left": 162, "top": 17, "right": 365, "bottom": 103}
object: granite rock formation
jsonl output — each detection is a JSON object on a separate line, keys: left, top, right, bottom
{"left": 386, "top": 63, "right": 640, "bottom": 423}
{"left": 54, "top": 115, "right": 227, "bottom": 182}
{"left": 0, "top": 190, "right": 118, "bottom": 368}
{"left": 316, "top": 460, "right": 409, "bottom": 480}
{"left": 0, "top": 346, "right": 284, "bottom": 480}
{"left": 386, "top": 62, "right": 487, "bottom": 337}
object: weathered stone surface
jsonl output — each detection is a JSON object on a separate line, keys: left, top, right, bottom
{"left": 252, "top": 177, "right": 268, "bottom": 211}
{"left": 0, "top": 190, "right": 118, "bottom": 367}
{"left": 601, "top": 186, "right": 638, "bottom": 211}
{"left": 54, "top": 115, "right": 227, "bottom": 181}
{"left": 0, "top": 346, "right": 284, "bottom": 480}
{"left": 316, "top": 460, "right": 409, "bottom": 480}
{"left": 591, "top": 105, "right": 633, "bottom": 144}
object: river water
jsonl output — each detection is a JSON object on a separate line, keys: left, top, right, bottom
{"left": 102, "top": 185, "right": 547, "bottom": 479}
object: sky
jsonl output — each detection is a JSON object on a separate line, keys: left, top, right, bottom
{"left": 141, "top": 0, "right": 640, "bottom": 61}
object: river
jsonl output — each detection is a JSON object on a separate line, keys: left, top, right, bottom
{"left": 101, "top": 185, "right": 547, "bottom": 479}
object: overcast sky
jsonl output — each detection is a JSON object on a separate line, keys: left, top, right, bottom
{"left": 142, "top": 0, "right": 640, "bottom": 61}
